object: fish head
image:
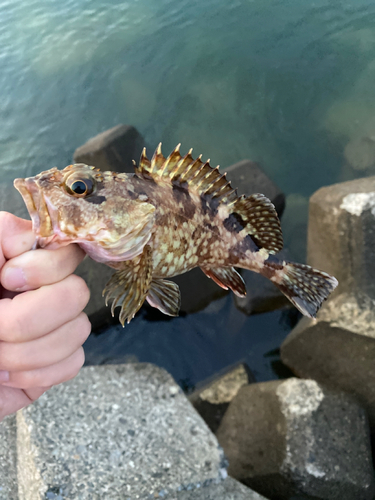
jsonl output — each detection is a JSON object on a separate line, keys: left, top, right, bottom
{"left": 14, "top": 164, "right": 155, "bottom": 262}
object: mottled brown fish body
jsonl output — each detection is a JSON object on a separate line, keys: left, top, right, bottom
{"left": 14, "top": 144, "right": 338, "bottom": 325}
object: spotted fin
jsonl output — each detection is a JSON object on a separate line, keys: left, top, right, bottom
{"left": 276, "top": 262, "right": 338, "bottom": 318}
{"left": 230, "top": 194, "right": 283, "bottom": 254}
{"left": 146, "top": 278, "right": 181, "bottom": 316}
{"left": 103, "top": 246, "right": 153, "bottom": 326}
{"left": 135, "top": 144, "right": 238, "bottom": 205}
{"left": 201, "top": 267, "right": 246, "bottom": 298}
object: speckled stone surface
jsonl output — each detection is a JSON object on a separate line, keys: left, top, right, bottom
{"left": 0, "top": 415, "right": 18, "bottom": 500}
{"left": 216, "top": 378, "right": 375, "bottom": 500}
{"left": 164, "top": 477, "right": 267, "bottom": 499}
{"left": 17, "top": 363, "right": 227, "bottom": 499}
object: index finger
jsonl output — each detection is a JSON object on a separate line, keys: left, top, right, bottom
{"left": 0, "top": 212, "right": 35, "bottom": 267}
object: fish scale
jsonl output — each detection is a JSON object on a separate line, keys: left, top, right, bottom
{"left": 14, "top": 143, "right": 338, "bottom": 325}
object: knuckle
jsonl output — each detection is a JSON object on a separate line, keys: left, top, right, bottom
{"left": 0, "top": 303, "right": 24, "bottom": 342}
{"left": 67, "top": 348, "right": 85, "bottom": 380}
{"left": 75, "top": 313, "right": 91, "bottom": 341}
{"left": 0, "top": 342, "right": 22, "bottom": 371}
{"left": 67, "top": 275, "right": 90, "bottom": 310}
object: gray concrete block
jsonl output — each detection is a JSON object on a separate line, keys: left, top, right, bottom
{"left": 234, "top": 249, "right": 291, "bottom": 316}
{"left": 216, "top": 378, "right": 374, "bottom": 500}
{"left": 0, "top": 415, "right": 18, "bottom": 500}
{"left": 75, "top": 256, "right": 114, "bottom": 330}
{"left": 307, "top": 175, "right": 375, "bottom": 299}
{"left": 189, "top": 363, "right": 255, "bottom": 433}
{"left": 226, "top": 159, "right": 285, "bottom": 217}
{"left": 73, "top": 124, "right": 145, "bottom": 173}
{"left": 17, "top": 364, "right": 227, "bottom": 500}
{"left": 281, "top": 292, "right": 375, "bottom": 430}
{"left": 164, "top": 477, "right": 267, "bottom": 499}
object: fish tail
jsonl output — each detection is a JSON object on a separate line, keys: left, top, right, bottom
{"left": 272, "top": 261, "right": 338, "bottom": 318}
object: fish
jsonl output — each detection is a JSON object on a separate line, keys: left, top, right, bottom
{"left": 14, "top": 144, "right": 338, "bottom": 326}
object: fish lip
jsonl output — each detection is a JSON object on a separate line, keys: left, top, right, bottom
{"left": 13, "top": 177, "right": 55, "bottom": 245}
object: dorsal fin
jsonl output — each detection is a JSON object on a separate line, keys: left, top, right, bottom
{"left": 232, "top": 194, "right": 283, "bottom": 254}
{"left": 135, "top": 143, "right": 238, "bottom": 205}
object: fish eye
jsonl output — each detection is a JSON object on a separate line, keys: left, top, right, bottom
{"left": 65, "top": 175, "right": 95, "bottom": 197}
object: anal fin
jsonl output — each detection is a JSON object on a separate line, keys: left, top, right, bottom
{"left": 146, "top": 279, "right": 181, "bottom": 316}
{"left": 103, "top": 245, "right": 153, "bottom": 326}
{"left": 201, "top": 266, "right": 246, "bottom": 297}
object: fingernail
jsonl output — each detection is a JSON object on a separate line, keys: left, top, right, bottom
{"left": 2, "top": 267, "right": 27, "bottom": 291}
{"left": 0, "top": 371, "right": 10, "bottom": 383}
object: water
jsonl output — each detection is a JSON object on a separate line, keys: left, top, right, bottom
{"left": 2, "top": 0, "right": 375, "bottom": 386}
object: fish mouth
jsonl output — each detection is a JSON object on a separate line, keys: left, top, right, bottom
{"left": 14, "top": 177, "right": 55, "bottom": 247}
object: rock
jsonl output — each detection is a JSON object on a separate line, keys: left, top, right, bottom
{"left": 0, "top": 416, "right": 18, "bottom": 500}
{"left": 189, "top": 363, "right": 255, "bottom": 433}
{"left": 281, "top": 292, "right": 375, "bottom": 430}
{"left": 17, "top": 363, "right": 227, "bottom": 499}
{"left": 234, "top": 249, "right": 291, "bottom": 316}
{"left": 307, "top": 175, "right": 375, "bottom": 299}
{"left": 75, "top": 257, "right": 114, "bottom": 330}
{"left": 216, "top": 378, "right": 374, "bottom": 500}
{"left": 344, "top": 136, "right": 375, "bottom": 171}
{"left": 172, "top": 268, "right": 228, "bottom": 315}
{"left": 281, "top": 193, "right": 309, "bottom": 262}
{"left": 226, "top": 159, "right": 285, "bottom": 217}
{"left": 73, "top": 124, "right": 145, "bottom": 173}
{"left": 164, "top": 477, "right": 267, "bottom": 499}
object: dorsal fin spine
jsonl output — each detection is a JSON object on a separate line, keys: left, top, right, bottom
{"left": 136, "top": 144, "right": 239, "bottom": 208}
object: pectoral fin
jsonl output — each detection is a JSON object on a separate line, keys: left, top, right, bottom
{"left": 201, "top": 266, "right": 246, "bottom": 297}
{"left": 103, "top": 245, "right": 153, "bottom": 325}
{"left": 146, "top": 279, "right": 181, "bottom": 316}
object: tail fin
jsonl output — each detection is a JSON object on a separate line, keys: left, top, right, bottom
{"left": 276, "top": 262, "right": 338, "bottom": 318}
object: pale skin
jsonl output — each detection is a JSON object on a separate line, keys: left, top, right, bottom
{"left": 0, "top": 212, "right": 91, "bottom": 420}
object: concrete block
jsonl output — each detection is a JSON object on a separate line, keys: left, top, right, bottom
{"left": 226, "top": 159, "right": 285, "bottom": 217}
{"left": 216, "top": 378, "right": 374, "bottom": 500}
{"left": 164, "top": 477, "right": 267, "bottom": 499}
{"left": 17, "top": 364, "right": 227, "bottom": 499}
{"left": 281, "top": 292, "right": 375, "bottom": 430}
{"left": 0, "top": 415, "right": 18, "bottom": 500}
{"left": 307, "top": 175, "right": 375, "bottom": 299}
{"left": 73, "top": 124, "right": 145, "bottom": 173}
{"left": 234, "top": 249, "right": 291, "bottom": 316}
{"left": 189, "top": 363, "right": 255, "bottom": 433}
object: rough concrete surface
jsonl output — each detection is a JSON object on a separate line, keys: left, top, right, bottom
{"left": 0, "top": 415, "right": 18, "bottom": 500}
{"left": 17, "top": 364, "right": 227, "bottom": 499}
{"left": 234, "top": 249, "right": 291, "bottom": 316}
{"left": 189, "top": 363, "right": 255, "bottom": 433}
{"left": 216, "top": 378, "right": 374, "bottom": 500}
{"left": 307, "top": 175, "right": 375, "bottom": 299}
{"left": 164, "top": 477, "right": 267, "bottom": 499}
{"left": 73, "top": 124, "right": 145, "bottom": 173}
{"left": 226, "top": 159, "right": 285, "bottom": 217}
{"left": 281, "top": 292, "right": 375, "bottom": 430}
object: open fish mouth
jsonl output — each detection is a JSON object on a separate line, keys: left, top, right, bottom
{"left": 14, "top": 177, "right": 55, "bottom": 247}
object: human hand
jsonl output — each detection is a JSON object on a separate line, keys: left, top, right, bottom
{"left": 0, "top": 212, "right": 91, "bottom": 420}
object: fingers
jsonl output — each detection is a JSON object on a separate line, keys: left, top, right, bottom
{"left": 0, "top": 212, "right": 34, "bottom": 266}
{"left": 1, "top": 244, "right": 86, "bottom": 292}
{"left": 0, "top": 313, "right": 91, "bottom": 372}
{"left": 0, "top": 275, "right": 90, "bottom": 343}
{"left": 1, "top": 348, "right": 85, "bottom": 389}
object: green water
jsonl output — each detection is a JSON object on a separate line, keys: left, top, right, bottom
{"left": 2, "top": 0, "right": 375, "bottom": 384}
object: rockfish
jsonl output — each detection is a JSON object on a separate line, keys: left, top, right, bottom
{"left": 14, "top": 144, "right": 338, "bottom": 325}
